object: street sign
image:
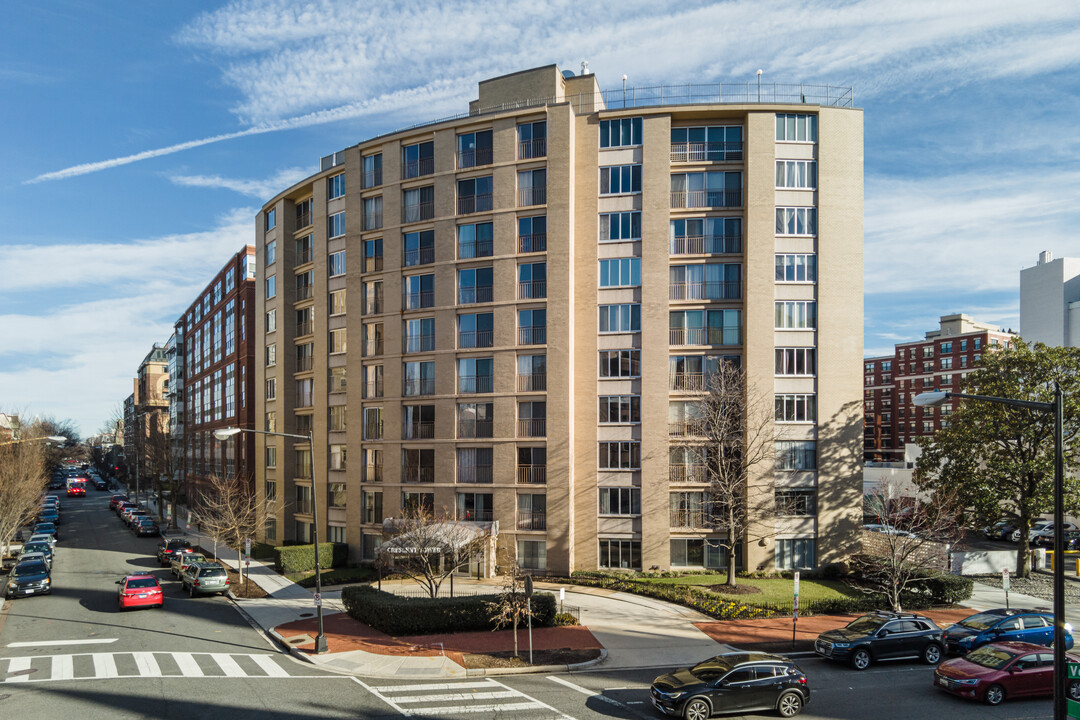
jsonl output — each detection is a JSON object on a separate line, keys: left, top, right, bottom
{"left": 313, "top": 593, "right": 322, "bottom": 607}
{"left": 1002, "top": 568, "right": 1010, "bottom": 591}
{"left": 245, "top": 538, "right": 251, "bottom": 556}
{"left": 524, "top": 575, "right": 534, "bottom": 598}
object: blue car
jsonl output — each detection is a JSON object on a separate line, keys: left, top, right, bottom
{"left": 943, "top": 608, "right": 1073, "bottom": 655}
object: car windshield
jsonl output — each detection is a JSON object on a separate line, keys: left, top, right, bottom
{"left": 846, "top": 615, "right": 888, "bottom": 633}
{"left": 35, "top": 524, "right": 56, "bottom": 532}
{"left": 966, "top": 645, "right": 1016, "bottom": 669}
{"left": 690, "top": 657, "right": 734, "bottom": 678}
{"left": 13, "top": 562, "right": 47, "bottom": 577}
{"left": 126, "top": 578, "right": 158, "bottom": 589}
{"left": 959, "top": 612, "right": 1009, "bottom": 631}
{"left": 24, "top": 544, "right": 50, "bottom": 554}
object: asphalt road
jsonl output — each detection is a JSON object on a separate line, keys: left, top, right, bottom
{"left": 0, "top": 494, "right": 1057, "bottom": 719}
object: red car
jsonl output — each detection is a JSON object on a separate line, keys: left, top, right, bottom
{"left": 934, "top": 640, "right": 1080, "bottom": 705}
{"left": 116, "top": 574, "right": 163, "bottom": 610}
{"left": 109, "top": 494, "right": 129, "bottom": 510}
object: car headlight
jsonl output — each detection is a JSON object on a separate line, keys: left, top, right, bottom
{"left": 43, "top": 578, "right": 50, "bottom": 584}
{"left": 833, "top": 642, "right": 851, "bottom": 648}
{"left": 953, "top": 678, "right": 979, "bottom": 686}
{"left": 666, "top": 692, "right": 685, "bottom": 700}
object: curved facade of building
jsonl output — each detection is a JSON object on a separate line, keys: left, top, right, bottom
{"left": 255, "top": 64, "right": 864, "bottom": 575}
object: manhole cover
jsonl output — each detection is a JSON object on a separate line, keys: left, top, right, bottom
{"left": 299, "top": 612, "right": 314, "bottom": 618}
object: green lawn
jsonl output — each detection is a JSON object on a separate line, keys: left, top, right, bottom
{"left": 636, "top": 574, "right": 857, "bottom": 604}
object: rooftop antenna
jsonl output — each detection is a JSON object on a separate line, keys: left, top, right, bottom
{"left": 581, "top": 60, "right": 589, "bottom": 75}
{"left": 757, "top": 69, "right": 763, "bottom": 102}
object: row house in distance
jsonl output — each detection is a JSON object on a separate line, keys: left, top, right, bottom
{"left": 863, "top": 313, "right": 1015, "bottom": 462}
{"left": 255, "top": 64, "right": 865, "bottom": 574}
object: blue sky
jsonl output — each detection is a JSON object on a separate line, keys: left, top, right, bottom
{"left": 2, "top": 0, "right": 1080, "bottom": 437}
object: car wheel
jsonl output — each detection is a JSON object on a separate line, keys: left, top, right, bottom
{"left": 1069, "top": 680, "right": 1080, "bottom": 702}
{"left": 984, "top": 684, "right": 1005, "bottom": 705}
{"left": 682, "top": 697, "right": 711, "bottom": 720}
{"left": 188, "top": 585, "right": 195, "bottom": 598}
{"left": 851, "top": 648, "right": 871, "bottom": 670}
{"left": 922, "top": 643, "right": 943, "bottom": 664}
{"left": 777, "top": 692, "right": 803, "bottom": 718}
{"left": 1011, "top": 530, "right": 1021, "bottom": 543}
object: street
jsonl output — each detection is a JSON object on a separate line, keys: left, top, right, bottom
{"left": 0, "top": 494, "right": 1058, "bottom": 719}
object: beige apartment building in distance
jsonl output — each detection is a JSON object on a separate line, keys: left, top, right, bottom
{"left": 255, "top": 64, "right": 864, "bottom": 575}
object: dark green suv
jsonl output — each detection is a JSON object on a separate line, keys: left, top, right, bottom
{"left": 815, "top": 611, "right": 944, "bottom": 670}
{"left": 180, "top": 562, "right": 230, "bottom": 597}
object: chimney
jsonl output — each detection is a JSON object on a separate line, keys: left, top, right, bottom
{"left": 1039, "top": 250, "right": 1053, "bottom": 265}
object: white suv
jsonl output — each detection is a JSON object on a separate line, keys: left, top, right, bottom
{"left": 1016, "top": 520, "right": 1078, "bottom": 546}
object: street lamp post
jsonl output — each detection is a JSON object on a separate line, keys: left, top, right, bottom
{"left": 214, "top": 426, "right": 328, "bottom": 654}
{"left": 915, "top": 386, "right": 1067, "bottom": 720}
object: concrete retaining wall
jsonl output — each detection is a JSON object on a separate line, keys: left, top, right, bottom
{"left": 950, "top": 548, "right": 1044, "bottom": 575}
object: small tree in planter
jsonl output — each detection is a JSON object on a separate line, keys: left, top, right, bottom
{"left": 487, "top": 562, "right": 534, "bottom": 658}
{"left": 192, "top": 473, "right": 271, "bottom": 581}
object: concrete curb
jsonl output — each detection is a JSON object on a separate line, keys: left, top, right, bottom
{"left": 464, "top": 648, "right": 608, "bottom": 676}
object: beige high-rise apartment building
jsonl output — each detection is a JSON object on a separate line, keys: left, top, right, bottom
{"left": 256, "top": 65, "right": 864, "bottom": 575}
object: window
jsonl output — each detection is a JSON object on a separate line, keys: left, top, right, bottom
{"left": 265, "top": 410, "right": 276, "bottom": 433}
{"left": 669, "top": 309, "right": 741, "bottom": 346}
{"left": 776, "top": 113, "right": 818, "bottom": 142}
{"left": 518, "top": 262, "right": 546, "bottom": 299}
{"left": 295, "top": 378, "right": 314, "bottom": 407}
{"left": 329, "top": 445, "right": 347, "bottom": 471}
{"left": 599, "top": 117, "right": 642, "bottom": 148}
{"left": 775, "top": 301, "right": 816, "bottom": 330}
{"left": 457, "top": 448, "right": 494, "bottom": 484}
{"left": 456, "top": 491, "right": 493, "bottom": 521}
{"left": 670, "top": 125, "right": 743, "bottom": 161}
{"left": 329, "top": 405, "right": 346, "bottom": 431}
{"left": 404, "top": 317, "right": 435, "bottom": 353}
{"left": 518, "top": 308, "right": 546, "bottom": 345}
{"left": 940, "top": 342, "right": 953, "bottom": 354}
{"left": 669, "top": 264, "right": 741, "bottom": 300}
{"left": 517, "top": 539, "right": 546, "bottom": 570}
{"left": 402, "top": 404, "right": 435, "bottom": 440}
{"left": 974, "top": 338, "right": 982, "bottom": 350}
{"left": 266, "top": 309, "right": 277, "bottom": 333}
{"left": 600, "top": 164, "right": 642, "bottom": 195}
{"left": 457, "top": 402, "right": 494, "bottom": 439}
{"left": 265, "top": 378, "right": 276, "bottom": 401}
{"left": 403, "top": 229, "right": 434, "bottom": 267}
{"left": 362, "top": 490, "right": 383, "bottom": 524}
{"left": 363, "top": 238, "right": 382, "bottom": 272}
{"left": 328, "top": 173, "right": 345, "bottom": 199}
{"left": 670, "top": 171, "right": 741, "bottom": 208}
{"left": 359, "top": 365, "right": 377, "bottom": 398}
{"left": 295, "top": 198, "right": 313, "bottom": 229}
{"left": 776, "top": 489, "right": 816, "bottom": 516}
{"left": 296, "top": 234, "right": 314, "bottom": 265}
{"left": 960, "top": 339, "right": 968, "bottom": 352}
{"left": 775, "top": 348, "right": 816, "bottom": 375}
{"left": 265, "top": 344, "right": 277, "bottom": 367}
{"left": 295, "top": 270, "right": 314, "bottom": 300}
{"left": 265, "top": 275, "right": 276, "bottom": 299}
{"left": 518, "top": 400, "right": 546, "bottom": 437}
{"left": 775, "top": 160, "right": 817, "bottom": 189}
{"left": 599, "top": 258, "right": 641, "bottom": 288}
{"left": 362, "top": 321, "right": 383, "bottom": 356}
{"left": 402, "top": 186, "right": 434, "bottom": 224}
{"left": 671, "top": 539, "right": 725, "bottom": 569}
{"left": 266, "top": 240, "right": 277, "bottom": 266}
{"left": 458, "top": 312, "right": 493, "bottom": 349}
{"left": 402, "top": 140, "right": 434, "bottom": 178}
{"left": 329, "top": 290, "right": 346, "bottom": 316}
{"left": 362, "top": 153, "right": 382, "bottom": 188}
{"left": 518, "top": 216, "right": 546, "bottom": 253}
{"left": 775, "top": 254, "right": 817, "bottom": 282}
{"left": 265, "top": 447, "right": 277, "bottom": 469}
{"left": 457, "top": 129, "right": 493, "bottom": 168}
{"left": 598, "top": 487, "right": 641, "bottom": 515}
{"left": 598, "top": 441, "right": 640, "bottom": 470}
{"left": 775, "top": 538, "right": 815, "bottom": 569}
{"left": 264, "top": 208, "right": 276, "bottom": 231}
{"left": 775, "top": 394, "right": 816, "bottom": 423}
{"left": 403, "top": 360, "right": 435, "bottom": 396}
{"left": 599, "top": 304, "right": 641, "bottom": 333}
{"left": 362, "top": 196, "right": 382, "bottom": 230}
{"left": 295, "top": 485, "right": 313, "bottom": 514}
{"left": 329, "top": 328, "right": 346, "bottom": 354}
{"left": 600, "top": 211, "right": 641, "bottom": 242}
{"left": 599, "top": 349, "right": 641, "bottom": 378}
{"left": 775, "top": 441, "right": 816, "bottom": 471}
{"left": 941, "top": 357, "right": 953, "bottom": 370}
{"left": 670, "top": 217, "right": 742, "bottom": 255}
{"left": 328, "top": 212, "right": 346, "bottom": 239}
{"left": 518, "top": 121, "right": 546, "bottom": 159}
{"left": 518, "top": 168, "right": 546, "bottom": 206}
{"left": 402, "top": 491, "right": 434, "bottom": 514}
{"left": 402, "top": 448, "right": 435, "bottom": 484}
{"left": 775, "top": 207, "right": 817, "bottom": 236}
{"left": 403, "top": 273, "right": 434, "bottom": 309}
{"left": 458, "top": 267, "right": 493, "bottom": 304}
{"left": 458, "top": 222, "right": 493, "bottom": 259}
{"left": 598, "top": 539, "right": 641, "bottom": 570}
{"left": 457, "top": 176, "right": 493, "bottom": 214}
{"left": 458, "top": 357, "right": 494, "bottom": 394}
{"left": 599, "top": 395, "right": 641, "bottom": 424}
{"left": 363, "top": 407, "right": 383, "bottom": 440}
{"left": 328, "top": 251, "right": 346, "bottom": 277}
{"left": 517, "top": 354, "right": 546, "bottom": 391}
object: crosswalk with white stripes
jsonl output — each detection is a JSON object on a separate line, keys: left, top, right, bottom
{"left": 0, "top": 651, "right": 302, "bottom": 683}
{"left": 357, "top": 679, "right": 575, "bottom": 719}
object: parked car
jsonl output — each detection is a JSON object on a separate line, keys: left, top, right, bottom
{"left": 115, "top": 500, "right": 136, "bottom": 515}
{"left": 815, "top": 611, "right": 944, "bottom": 670}
{"left": 180, "top": 562, "right": 231, "bottom": 597}
{"left": 156, "top": 536, "right": 193, "bottom": 565}
{"left": 109, "top": 494, "right": 129, "bottom": 510}
{"left": 983, "top": 519, "right": 1018, "bottom": 541}
{"left": 21, "top": 541, "right": 54, "bottom": 564}
{"left": 1028, "top": 521, "right": 1079, "bottom": 547}
{"left": 32, "top": 522, "right": 60, "bottom": 541}
{"left": 38, "top": 508, "right": 60, "bottom": 525}
{"left": 5, "top": 560, "right": 52, "bottom": 598}
{"left": 18, "top": 551, "right": 51, "bottom": 569}
{"left": 116, "top": 574, "right": 163, "bottom": 610}
{"left": 27, "top": 534, "right": 57, "bottom": 549}
{"left": 934, "top": 640, "right": 1080, "bottom": 705}
{"left": 170, "top": 553, "right": 207, "bottom": 578}
{"left": 943, "top": 609, "right": 1072, "bottom": 655}
{"left": 651, "top": 651, "right": 810, "bottom": 718}
{"left": 132, "top": 517, "right": 160, "bottom": 537}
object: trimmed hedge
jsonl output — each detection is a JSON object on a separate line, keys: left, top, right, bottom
{"left": 341, "top": 585, "right": 557, "bottom": 635}
{"left": 273, "top": 542, "right": 348, "bottom": 573}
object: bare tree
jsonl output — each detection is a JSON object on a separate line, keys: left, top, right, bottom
{"left": 143, "top": 413, "right": 181, "bottom": 528}
{"left": 191, "top": 474, "right": 271, "bottom": 570}
{"left": 0, "top": 437, "right": 49, "bottom": 560}
{"left": 378, "top": 504, "right": 490, "bottom": 598}
{"left": 852, "top": 478, "right": 966, "bottom": 612}
{"left": 673, "top": 362, "right": 775, "bottom": 587}
{"left": 486, "top": 561, "right": 534, "bottom": 658}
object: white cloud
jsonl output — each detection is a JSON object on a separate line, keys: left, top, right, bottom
{"left": 168, "top": 166, "right": 313, "bottom": 198}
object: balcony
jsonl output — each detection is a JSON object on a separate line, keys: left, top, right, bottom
{"left": 669, "top": 420, "right": 707, "bottom": 438}
{"left": 363, "top": 421, "right": 383, "bottom": 440}
{"left": 362, "top": 168, "right": 382, "bottom": 188}
{"left": 295, "top": 393, "right": 314, "bottom": 408}
{"left": 519, "top": 187, "right": 546, "bottom": 207}
{"left": 296, "top": 211, "right": 312, "bottom": 229}
{"left": 403, "top": 333, "right": 435, "bottom": 353}
{"left": 518, "top": 419, "right": 546, "bottom": 438}
{"left": 670, "top": 189, "right": 742, "bottom": 209}
{"left": 518, "top": 280, "right": 547, "bottom": 300}
{"left": 295, "top": 285, "right": 314, "bottom": 301}
{"left": 670, "top": 234, "right": 742, "bottom": 255}
{"left": 457, "top": 147, "right": 493, "bottom": 168}
{"left": 457, "top": 419, "right": 493, "bottom": 438}
{"left": 402, "top": 202, "right": 434, "bottom": 224}
{"left": 517, "top": 510, "right": 546, "bottom": 530}
{"left": 669, "top": 465, "right": 708, "bottom": 483}
{"left": 458, "top": 375, "right": 494, "bottom": 394}
{"left": 402, "top": 377, "right": 435, "bottom": 396}
{"left": 669, "top": 328, "right": 740, "bottom": 347}
{"left": 458, "top": 286, "right": 493, "bottom": 305}
{"left": 457, "top": 465, "right": 493, "bottom": 484}
{"left": 296, "top": 356, "right": 314, "bottom": 372}
{"left": 458, "top": 330, "right": 493, "bottom": 349}
{"left": 517, "top": 465, "right": 546, "bottom": 485}
{"left": 403, "top": 466, "right": 435, "bottom": 484}
{"left": 362, "top": 211, "right": 382, "bottom": 231}
{"left": 363, "top": 465, "right": 382, "bottom": 482}
{"left": 402, "top": 157, "right": 434, "bottom": 179}
{"left": 403, "top": 421, "right": 435, "bottom": 440}
{"left": 363, "top": 296, "right": 383, "bottom": 315}
{"left": 458, "top": 509, "right": 494, "bottom": 522}
{"left": 458, "top": 194, "right": 493, "bottom": 215}
{"left": 669, "top": 372, "right": 707, "bottom": 392}
{"left": 669, "top": 281, "right": 741, "bottom": 302}
{"left": 363, "top": 255, "right": 383, "bottom": 273}
{"left": 403, "top": 246, "right": 434, "bottom": 266}
{"left": 296, "top": 321, "right": 314, "bottom": 337}
{"left": 362, "top": 337, "right": 384, "bottom": 357}
{"left": 669, "top": 141, "right": 744, "bottom": 163}
{"left": 403, "top": 290, "right": 435, "bottom": 310}
{"left": 669, "top": 509, "right": 713, "bottom": 529}
{"left": 519, "top": 139, "right": 546, "bottom": 160}
{"left": 517, "top": 373, "right": 546, "bottom": 392}
{"left": 518, "top": 233, "right": 547, "bottom": 254}
{"left": 518, "top": 326, "right": 546, "bottom": 345}
{"left": 363, "top": 379, "right": 383, "bottom": 399}
{"left": 458, "top": 239, "right": 493, "bottom": 259}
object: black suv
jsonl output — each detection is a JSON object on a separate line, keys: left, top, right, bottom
{"left": 651, "top": 651, "right": 809, "bottom": 718}
{"left": 156, "top": 536, "right": 193, "bottom": 565}
{"left": 815, "top": 611, "right": 944, "bottom": 670}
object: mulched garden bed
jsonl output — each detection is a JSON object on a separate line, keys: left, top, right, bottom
{"left": 462, "top": 648, "right": 603, "bottom": 669}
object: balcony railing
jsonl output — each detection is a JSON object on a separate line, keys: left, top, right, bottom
{"left": 403, "top": 466, "right": 435, "bottom": 484}
{"left": 458, "top": 194, "right": 493, "bottom": 215}
{"left": 296, "top": 211, "right": 312, "bottom": 229}
{"left": 518, "top": 326, "right": 546, "bottom": 345}
{"left": 295, "top": 285, "right": 314, "bottom": 301}
{"left": 669, "top": 509, "right": 713, "bottom": 529}
{"left": 362, "top": 168, "right": 382, "bottom": 188}
{"left": 295, "top": 393, "right": 314, "bottom": 408}
{"left": 669, "top": 465, "right": 708, "bottom": 483}
{"left": 518, "top": 233, "right": 546, "bottom": 253}
{"left": 363, "top": 379, "right": 383, "bottom": 398}
{"left": 362, "top": 211, "right": 382, "bottom": 231}
{"left": 519, "top": 139, "right": 546, "bottom": 160}
{"left": 669, "top": 281, "right": 741, "bottom": 301}
{"left": 670, "top": 189, "right": 742, "bottom": 209}
{"left": 458, "top": 509, "right": 494, "bottom": 522}
{"left": 296, "top": 248, "right": 314, "bottom": 265}
{"left": 518, "top": 280, "right": 547, "bottom": 300}
{"left": 402, "top": 202, "right": 435, "bottom": 224}
{"left": 517, "top": 465, "right": 546, "bottom": 484}
{"left": 458, "top": 330, "right": 494, "bottom": 349}
{"left": 363, "top": 421, "right": 383, "bottom": 440}
{"left": 296, "top": 321, "right": 313, "bottom": 337}
{"left": 403, "top": 290, "right": 435, "bottom": 310}
{"left": 517, "top": 373, "right": 546, "bottom": 392}
{"left": 458, "top": 239, "right": 493, "bottom": 259}
{"left": 517, "top": 510, "right": 547, "bottom": 530}
{"left": 403, "top": 421, "right": 435, "bottom": 440}
{"left": 670, "top": 234, "right": 742, "bottom": 255}
{"left": 363, "top": 465, "right": 382, "bottom": 483}
{"left": 458, "top": 286, "right": 493, "bottom": 305}
{"left": 457, "top": 419, "right": 494, "bottom": 438}
{"left": 403, "top": 246, "right": 435, "bottom": 266}
{"left": 295, "top": 356, "right": 314, "bottom": 372}
{"left": 669, "top": 372, "right": 707, "bottom": 392}
{"left": 402, "top": 377, "right": 435, "bottom": 396}
{"left": 363, "top": 256, "right": 383, "bottom": 272}
{"left": 458, "top": 375, "right": 494, "bottom": 394}
{"left": 362, "top": 338, "right": 383, "bottom": 356}
{"left": 457, "top": 147, "right": 493, "bottom": 168}
{"left": 668, "top": 328, "right": 740, "bottom": 346}
{"left": 518, "top": 418, "right": 546, "bottom": 438}
{"left": 403, "top": 157, "right": 434, "bottom": 179}
{"left": 519, "top": 187, "right": 547, "bottom": 207}
{"left": 669, "top": 141, "right": 744, "bottom": 163}
{"left": 669, "top": 420, "right": 707, "bottom": 437}
{"left": 457, "top": 465, "right": 494, "bottom": 484}
{"left": 363, "top": 296, "right": 383, "bottom": 315}
{"left": 403, "top": 334, "right": 435, "bottom": 353}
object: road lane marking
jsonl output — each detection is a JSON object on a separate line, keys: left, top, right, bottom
{"left": 548, "top": 676, "right": 634, "bottom": 711}
{"left": 132, "top": 652, "right": 159, "bottom": 677}
{"left": 369, "top": 681, "right": 493, "bottom": 692}
{"left": 92, "top": 654, "right": 117, "bottom": 679}
{"left": 356, "top": 677, "right": 576, "bottom": 719}
{"left": 50, "top": 655, "right": 73, "bottom": 681}
{"left": 4, "top": 657, "right": 31, "bottom": 682}
{"left": 6, "top": 638, "right": 118, "bottom": 648}
{"left": 394, "top": 690, "right": 519, "bottom": 703}
{"left": 210, "top": 653, "right": 245, "bottom": 677}
{"left": 173, "top": 653, "right": 203, "bottom": 677}
{"left": 411, "top": 701, "right": 546, "bottom": 715}
{"left": 250, "top": 654, "right": 289, "bottom": 677}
